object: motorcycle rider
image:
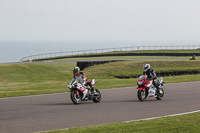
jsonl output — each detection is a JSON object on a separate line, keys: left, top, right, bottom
{"left": 143, "top": 64, "right": 160, "bottom": 95}
{"left": 70, "top": 66, "right": 95, "bottom": 100}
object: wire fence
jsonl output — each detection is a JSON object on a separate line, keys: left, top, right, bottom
{"left": 19, "top": 45, "right": 200, "bottom": 62}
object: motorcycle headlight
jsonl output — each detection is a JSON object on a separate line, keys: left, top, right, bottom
{"left": 137, "top": 80, "right": 144, "bottom": 85}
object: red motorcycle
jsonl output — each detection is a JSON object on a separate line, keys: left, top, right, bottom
{"left": 137, "top": 75, "right": 164, "bottom": 101}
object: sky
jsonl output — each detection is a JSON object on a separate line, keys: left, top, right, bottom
{"left": 0, "top": 0, "right": 200, "bottom": 63}
{"left": 0, "top": 0, "right": 200, "bottom": 42}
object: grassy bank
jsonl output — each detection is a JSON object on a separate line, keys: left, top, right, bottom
{"left": 45, "top": 56, "right": 191, "bottom": 62}
{"left": 84, "top": 60, "right": 200, "bottom": 78}
{"left": 0, "top": 63, "right": 75, "bottom": 97}
{"left": 0, "top": 60, "right": 200, "bottom": 98}
{"left": 44, "top": 112, "right": 200, "bottom": 133}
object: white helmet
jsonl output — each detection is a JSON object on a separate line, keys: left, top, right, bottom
{"left": 144, "top": 64, "right": 150, "bottom": 72}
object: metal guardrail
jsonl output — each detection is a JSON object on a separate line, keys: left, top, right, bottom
{"left": 19, "top": 45, "right": 200, "bottom": 62}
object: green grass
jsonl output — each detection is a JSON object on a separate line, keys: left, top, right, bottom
{"left": 43, "top": 112, "right": 200, "bottom": 133}
{"left": 97, "top": 74, "right": 200, "bottom": 89}
{"left": 45, "top": 56, "right": 193, "bottom": 62}
{"left": 85, "top": 60, "right": 200, "bottom": 89}
{"left": 1, "top": 60, "right": 200, "bottom": 98}
{"left": 84, "top": 60, "right": 200, "bottom": 78}
{"left": 0, "top": 63, "right": 75, "bottom": 97}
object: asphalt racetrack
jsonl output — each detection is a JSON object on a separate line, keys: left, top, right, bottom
{"left": 0, "top": 81, "right": 200, "bottom": 133}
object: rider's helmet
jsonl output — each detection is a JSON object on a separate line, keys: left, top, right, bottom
{"left": 144, "top": 64, "right": 150, "bottom": 72}
{"left": 73, "top": 67, "right": 80, "bottom": 76}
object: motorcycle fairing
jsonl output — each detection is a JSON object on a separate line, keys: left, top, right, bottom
{"left": 137, "top": 87, "right": 146, "bottom": 91}
{"left": 80, "top": 87, "right": 86, "bottom": 92}
{"left": 144, "top": 80, "right": 153, "bottom": 88}
{"left": 72, "top": 89, "right": 79, "bottom": 95}
{"left": 90, "top": 79, "right": 97, "bottom": 85}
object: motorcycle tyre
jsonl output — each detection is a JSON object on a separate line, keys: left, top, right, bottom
{"left": 156, "top": 88, "right": 164, "bottom": 100}
{"left": 70, "top": 91, "right": 82, "bottom": 104}
{"left": 159, "top": 87, "right": 164, "bottom": 97}
{"left": 137, "top": 90, "right": 146, "bottom": 102}
{"left": 92, "top": 89, "right": 101, "bottom": 103}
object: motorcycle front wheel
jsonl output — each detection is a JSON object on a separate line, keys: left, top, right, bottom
{"left": 92, "top": 89, "right": 101, "bottom": 103}
{"left": 137, "top": 90, "right": 146, "bottom": 101}
{"left": 70, "top": 91, "right": 82, "bottom": 104}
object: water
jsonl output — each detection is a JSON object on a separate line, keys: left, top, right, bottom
{"left": 0, "top": 40, "right": 109, "bottom": 63}
{"left": 0, "top": 40, "right": 200, "bottom": 63}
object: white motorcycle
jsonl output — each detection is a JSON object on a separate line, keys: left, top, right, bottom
{"left": 68, "top": 79, "right": 101, "bottom": 104}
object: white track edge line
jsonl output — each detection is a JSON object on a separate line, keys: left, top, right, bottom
{"left": 38, "top": 110, "right": 200, "bottom": 133}
{"left": 124, "top": 110, "right": 200, "bottom": 123}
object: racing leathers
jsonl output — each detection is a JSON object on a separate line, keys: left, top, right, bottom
{"left": 143, "top": 68, "right": 160, "bottom": 95}
{"left": 143, "top": 68, "right": 156, "bottom": 80}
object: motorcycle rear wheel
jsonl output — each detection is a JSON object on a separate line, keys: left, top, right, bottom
{"left": 159, "top": 88, "right": 164, "bottom": 97}
{"left": 137, "top": 90, "right": 146, "bottom": 101}
{"left": 71, "top": 91, "right": 82, "bottom": 104}
{"left": 92, "top": 89, "right": 101, "bottom": 103}
{"left": 156, "top": 88, "right": 164, "bottom": 100}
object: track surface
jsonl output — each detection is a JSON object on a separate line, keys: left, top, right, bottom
{"left": 0, "top": 82, "right": 200, "bottom": 133}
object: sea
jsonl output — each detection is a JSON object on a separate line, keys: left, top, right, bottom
{"left": 0, "top": 40, "right": 200, "bottom": 63}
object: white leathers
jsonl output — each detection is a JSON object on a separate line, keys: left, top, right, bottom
{"left": 71, "top": 75, "right": 88, "bottom": 100}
